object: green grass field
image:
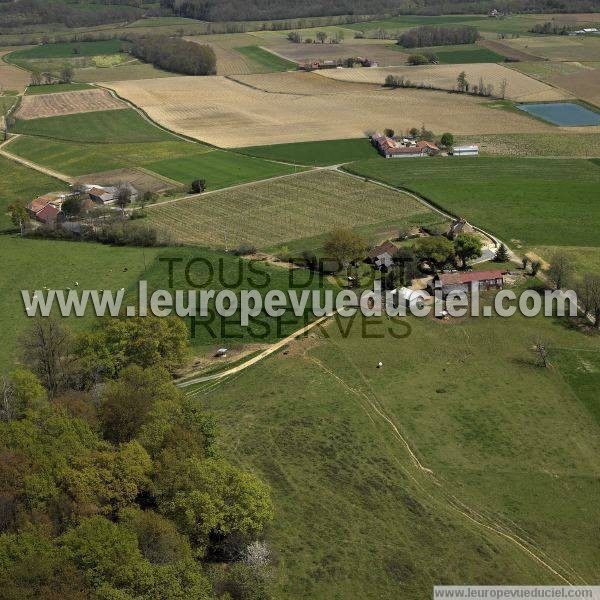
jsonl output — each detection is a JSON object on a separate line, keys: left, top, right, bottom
{"left": 25, "top": 82, "right": 93, "bottom": 95}
{"left": 346, "top": 14, "right": 547, "bottom": 36}
{"left": 455, "top": 133, "right": 600, "bottom": 158}
{"left": 0, "top": 156, "right": 64, "bottom": 231}
{"left": 344, "top": 157, "right": 600, "bottom": 249}
{"left": 13, "top": 108, "right": 175, "bottom": 144}
{"left": 236, "top": 138, "right": 379, "bottom": 166}
{"left": 0, "top": 237, "right": 330, "bottom": 369}
{"left": 195, "top": 309, "right": 600, "bottom": 597}
{"left": 431, "top": 44, "right": 507, "bottom": 64}
{"left": 146, "top": 150, "right": 300, "bottom": 190}
{"left": 0, "top": 235, "right": 163, "bottom": 370}
{"left": 10, "top": 39, "right": 129, "bottom": 59}
{"left": 235, "top": 45, "right": 298, "bottom": 71}
{"left": 6, "top": 135, "right": 210, "bottom": 177}
{"left": 146, "top": 170, "right": 435, "bottom": 250}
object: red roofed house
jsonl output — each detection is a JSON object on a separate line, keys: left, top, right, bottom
{"left": 428, "top": 270, "right": 505, "bottom": 297}
{"left": 372, "top": 134, "right": 439, "bottom": 158}
{"left": 34, "top": 203, "right": 65, "bottom": 225}
{"left": 367, "top": 240, "right": 399, "bottom": 268}
{"left": 27, "top": 192, "right": 68, "bottom": 224}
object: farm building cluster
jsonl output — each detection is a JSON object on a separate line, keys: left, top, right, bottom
{"left": 365, "top": 217, "right": 506, "bottom": 306}
{"left": 302, "top": 57, "right": 379, "bottom": 70}
{"left": 371, "top": 133, "right": 479, "bottom": 158}
{"left": 26, "top": 183, "right": 138, "bottom": 225}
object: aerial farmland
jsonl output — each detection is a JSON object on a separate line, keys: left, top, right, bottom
{"left": 1, "top": 3, "right": 600, "bottom": 599}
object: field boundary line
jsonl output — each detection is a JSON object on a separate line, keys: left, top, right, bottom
{"left": 0, "top": 135, "right": 74, "bottom": 183}
{"left": 337, "top": 166, "right": 504, "bottom": 252}
{"left": 311, "top": 342, "right": 581, "bottom": 585}
{"left": 144, "top": 166, "right": 319, "bottom": 209}
{"left": 177, "top": 312, "right": 334, "bottom": 387}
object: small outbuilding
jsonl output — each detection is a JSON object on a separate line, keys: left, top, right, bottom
{"left": 367, "top": 240, "right": 399, "bottom": 268}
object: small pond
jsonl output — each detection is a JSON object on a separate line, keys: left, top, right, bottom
{"left": 517, "top": 102, "right": 600, "bottom": 126}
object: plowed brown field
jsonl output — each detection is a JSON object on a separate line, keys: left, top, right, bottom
{"left": 106, "top": 74, "right": 553, "bottom": 148}
{"left": 16, "top": 88, "right": 125, "bottom": 120}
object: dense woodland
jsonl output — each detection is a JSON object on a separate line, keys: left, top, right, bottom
{"left": 165, "top": 0, "right": 599, "bottom": 21}
{"left": 1, "top": 0, "right": 598, "bottom": 30}
{"left": 397, "top": 25, "right": 479, "bottom": 48}
{"left": 131, "top": 35, "right": 217, "bottom": 75}
{"left": 0, "top": 0, "right": 143, "bottom": 29}
{"left": 0, "top": 316, "right": 275, "bottom": 599}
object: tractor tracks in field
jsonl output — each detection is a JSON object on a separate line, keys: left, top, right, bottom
{"left": 308, "top": 344, "right": 586, "bottom": 586}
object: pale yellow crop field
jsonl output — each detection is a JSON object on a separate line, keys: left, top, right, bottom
{"left": 16, "top": 88, "right": 125, "bottom": 119}
{"left": 265, "top": 41, "right": 408, "bottom": 67}
{"left": 146, "top": 170, "right": 430, "bottom": 249}
{"left": 502, "top": 35, "right": 600, "bottom": 62}
{"left": 314, "top": 63, "right": 572, "bottom": 102}
{"left": 0, "top": 50, "right": 30, "bottom": 93}
{"left": 105, "top": 74, "right": 553, "bottom": 148}
{"left": 229, "top": 71, "right": 380, "bottom": 94}
{"left": 185, "top": 34, "right": 261, "bottom": 76}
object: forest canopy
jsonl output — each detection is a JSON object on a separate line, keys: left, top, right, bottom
{"left": 0, "top": 316, "right": 274, "bottom": 599}
{"left": 397, "top": 25, "right": 479, "bottom": 48}
{"left": 130, "top": 35, "right": 217, "bottom": 75}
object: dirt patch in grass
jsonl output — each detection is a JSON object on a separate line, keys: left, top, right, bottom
{"left": 16, "top": 88, "right": 125, "bottom": 120}
{"left": 73, "top": 167, "right": 179, "bottom": 193}
{"left": 478, "top": 39, "right": 544, "bottom": 62}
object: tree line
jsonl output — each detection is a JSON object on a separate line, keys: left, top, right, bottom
{"left": 160, "top": 0, "right": 598, "bottom": 23}
{"left": 397, "top": 25, "right": 479, "bottom": 48}
{"left": 0, "top": 0, "right": 142, "bottom": 29}
{"left": 130, "top": 35, "right": 216, "bottom": 75}
{"left": 0, "top": 315, "right": 275, "bottom": 598}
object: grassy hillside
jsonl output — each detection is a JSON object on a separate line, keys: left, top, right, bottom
{"left": 145, "top": 170, "right": 435, "bottom": 249}
{"left": 0, "top": 238, "right": 331, "bottom": 369}
{"left": 7, "top": 135, "right": 210, "bottom": 176}
{"left": 0, "top": 235, "right": 163, "bottom": 370}
{"left": 13, "top": 109, "right": 176, "bottom": 144}
{"left": 25, "top": 83, "right": 93, "bottom": 95}
{"left": 0, "top": 156, "right": 64, "bottom": 231}
{"left": 235, "top": 45, "right": 298, "bottom": 71}
{"left": 344, "top": 157, "right": 600, "bottom": 249}
{"left": 146, "top": 150, "right": 301, "bottom": 190}
{"left": 237, "top": 138, "right": 379, "bottom": 166}
{"left": 195, "top": 309, "right": 600, "bottom": 597}
{"left": 10, "top": 40, "right": 129, "bottom": 59}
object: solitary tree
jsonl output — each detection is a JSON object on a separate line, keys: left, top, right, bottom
{"left": 494, "top": 243, "right": 509, "bottom": 262}
{"left": 60, "top": 65, "right": 74, "bottom": 84}
{"left": 522, "top": 256, "right": 529, "bottom": 271}
{"left": 548, "top": 252, "right": 573, "bottom": 290}
{"left": 30, "top": 68, "right": 42, "bottom": 86}
{"left": 316, "top": 31, "right": 327, "bottom": 44}
{"left": 456, "top": 71, "right": 469, "bottom": 93}
{"left": 530, "top": 260, "right": 541, "bottom": 276}
{"left": 323, "top": 229, "right": 366, "bottom": 271}
{"left": 440, "top": 132, "right": 454, "bottom": 148}
{"left": 8, "top": 203, "right": 28, "bottom": 234}
{"left": 415, "top": 236, "right": 455, "bottom": 271}
{"left": 576, "top": 274, "right": 600, "bottom": 327}
{"left": 533, "top": 337, "right": 549, "bottom": 368}
{"left": 383, "top": 128, "right": 395, "bottom": 138}
{"left": 19, "top": 317, "right": 72, "bottom": 398}
{"left": 454, "top": 233, "right": 483, "bottom": 268}
{"left": 190, "top": 179, "right": 206, "bottom": 194}
{"left": 499, "top": 78, "right": 508, "bottom": 100}
{"left": 115, "top": 184, "right": 132, "bottom": 215}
